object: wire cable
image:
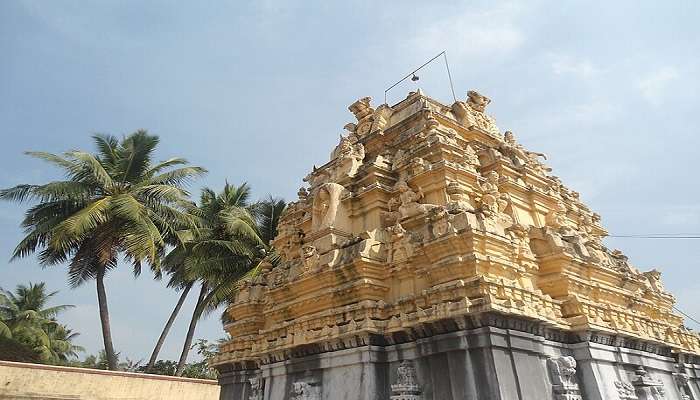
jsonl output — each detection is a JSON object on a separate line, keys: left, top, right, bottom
{"left": 608, "top": 234, "right": 700, "bottom": 239}
{"left": 674, "top": 306, "right": 700, "bottom": 327}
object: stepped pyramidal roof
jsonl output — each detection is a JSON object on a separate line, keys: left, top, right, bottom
{"left": 213, "top": 89, "right": 699, "bottom": 369}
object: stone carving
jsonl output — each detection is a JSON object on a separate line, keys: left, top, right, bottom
{"left": 390, "top": 360, "right": 422, "bottom": 400}
{"left": 616, "top": 380, "right": 638, "bottom": 400}
{"left": 498, "top": 131, "right": 550, "bottom": 175}
{"left": 477, "top": 172, "right": 508, "bottom": 216}
{"left": 583, "top": 239, "right": 609, "bottom": 266}
{"left": 546, "top": 200, "right": 568, "bottom": 230}
{"left": 349, "top": 96, "right": 375, "bottom": 137}
{"left": 423, "top": 112, "right": 459, "bottom": 147}
{"left": 215, "top": 89, "right": 700, "bottom": 389}
{"left": 390, "top": 180, "right": 437, "bottom": 220}
{"left": 297, "top": 187, "right": 309, "bottom": 201}
{"left": 547, "top": 356, "right": 582, "bottom": 400}
{"left": 467, "top": 90, "right": 491, "bottom": 112}
{"left": 428, "top": 208, "right": 452, "bottom": 238}
{"left": 642, "top": 269, "right": 666, "bottom": 293}
{"left": 425, "top": 113, "right": 439, "bottom": 135}
{"left": 277, "top": 227, "right": 304, "bottom": 261}
{"left": 611, "top": 250, "right": 640, "bottom": 275}
{"left": 673, "top": 365, "right": 692, "bottom": 400}
{"left": 331, "top": 135, "right": 365, "bottom": 179}
{"left": 387, "top": 221, "right": 416, "bottom": 264}
{"left": 301, "top": 244, "right": 320, "bottom": 272}
{"left": 477, "top": 171, "right": 513, "bottom": 232}
{"left": 462, "top": 144, "right": 480, "bottom": 172}
{"left": 311, "top": 182, "right": 345, "bottom": 231}
{"left": 446, "top": 180, "right": 474, "bottom": 213}
{"left": 374, "top": 104, "right": 394, "bottom": 133}
{"left": 451, "top": 90, "right": 499, "bottom": 135}
{"left": 248, "top": 376, "right": 264, "bottom": 400}
{"left": 507, "top": 223, "right": 533, "bottom": 259}
{"left": 348, "top": 97, "right": 393, "bottom": 137}
{"left": 304, "top": 167, "right": 330, "bottom": 189}
{"left": 343, "top": 122, "right": 357, "bottom": 134}
{"left": 631, "top": 366, "right": 666, "bottom": 400}
{"left": 291, "top": 380, "right": 321, "bottom": 400}
{"left": 499, "top": 131, "right": 529, "bottom": 168}
{"left": 349, "top": 96, "right": 374, "bottom": 121}
{"left": 390, "top": 148, "right": 413, "bottom": 183}
{"left": 409, "top": 157, "right": 430, "bottom": 176}
{"left": 577, "top": 213, "right": 595, "bottom": 240}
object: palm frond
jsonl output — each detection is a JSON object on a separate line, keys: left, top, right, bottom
{"left": 0, "top": 321, "right": 11, "bottom": 338}
{"left": 50, "top": 197, "right": 112, "bottom": 251}
{"left": 117, "top": 130, "right": 159, "bottom": 184}
{"left": 65, "top": 151, "right": 115, "bottom": 190}
{"left": 91, "top": 134, "right": 119, "bottom": 168}
{"left": 0, "top": 184, "right": 40, "bottom": 203}
{"left": 24, "top": 151, "right": 77, "bottom": 172}
{"left": 219, "top": 208, "right": 263, "bottom": 246}
{"left": 252, "top": 196, "right": 286, "bottom": 244}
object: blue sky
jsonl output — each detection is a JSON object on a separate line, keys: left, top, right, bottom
{"left": 1, "top": 1, "right": 699, "bottom": 363}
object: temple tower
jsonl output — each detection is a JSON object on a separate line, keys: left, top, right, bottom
{"left": 213, "top": 90, "right": 700, "bottom": 400}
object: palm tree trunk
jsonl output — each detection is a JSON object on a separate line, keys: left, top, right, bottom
{"left": 175, "top": 283, "right": 207, "bottom": 376}
{"left": 145, "top": 283, "right": 192, "bottom": 372}
{"left": 96, "top": 265, "right": 118, "bottom": 370}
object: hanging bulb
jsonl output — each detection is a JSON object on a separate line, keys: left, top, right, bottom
{"left": 411, "top": 73, "right": 419, "bottom": 82}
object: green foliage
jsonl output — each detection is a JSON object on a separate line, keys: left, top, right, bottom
{"left": 0, "top": 335, "right": 41, "bottom": 363}
{"left": 1, "top": 131, "right": 206, "bottom": 369}
{"left": 134, "top": 339, "right": 219, "bottom": 379}
{"left": 75, "top": 350, "right": 143, "bottom": 372}
{"left": 0, "top": 282, "right": 83, "bottom": 364}
{"left": 2, "top": 131, "right": 289, "bottom": 375}
{"left": 180, "top": 359, "right": 217, "bottom": 380}
{"left": 0, "top": 131, "right": 206, "bottom": 286}
{"left": 165, "top": 182, "right": 264, "bottom": 318}
{"left": 141, "top": 359, "right": 177, "bottom": 375}
{"left": 251, "top": 196, "right": 286, "bottom": 245}
{"left": 75, "top": 350, "right": 112, "bottom": 370}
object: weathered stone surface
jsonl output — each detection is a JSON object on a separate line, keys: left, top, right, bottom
{"left": 213, "top": 90, "right": 700, "bottom": 399}
{"left": 0, "top": 360, "right": 220, "bottom": 400}
{"left": 217, "top": 314, "right": 700, "bottom": 399}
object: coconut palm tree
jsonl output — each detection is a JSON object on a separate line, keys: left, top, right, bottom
{"left": 252, "top": 196, "right": 287, "bottom": 245}
{"left": 144, "top": 279, "right": 192, "bottom": 372}
{"left": 41, "top": 323, "right": 85, "bottom": 363}
{"left": 0, "top": 131, "right": 205, "bottom": 369}
{"left": 145, "top": 187, "right": 286, "bottom": 374}
{"left": 0, "top": 282, "right": 83, "bottom": 363}
{"left": 166, "top": 183, "right": 264, "bottom": 376}
{"left": 0, "top": 283, "right": 73, "bottom": 342}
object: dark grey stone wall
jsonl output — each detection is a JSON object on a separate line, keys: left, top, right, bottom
{"left": 218, "top": 323, "right": 700, "bottom": 400}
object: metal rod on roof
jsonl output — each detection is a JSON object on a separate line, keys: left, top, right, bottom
{"left": 384, "top": 50, "right": 457, "bottom": 104}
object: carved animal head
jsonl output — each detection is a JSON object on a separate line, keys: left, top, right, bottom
{"left": 504, "top": 131, "right": 516, "bottom": 144}
{"left": 467, "top": 90, "right": 491, "bottom": 112}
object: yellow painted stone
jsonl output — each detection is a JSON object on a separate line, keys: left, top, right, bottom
{"left": 213, "top": 90, "right": 699, "bottom": 367}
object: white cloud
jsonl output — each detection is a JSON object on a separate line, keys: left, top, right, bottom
{"left": 408, "top": 3, "right": 526, "bottom": 61}
{"left": 637, "top": 66, "right": 679, "bottom": 106}
{"left": 550, "top": 55, "right": 600, "bottom": 79}
{"left": 661, "top": 206, "right": 700, "bottom": 226}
